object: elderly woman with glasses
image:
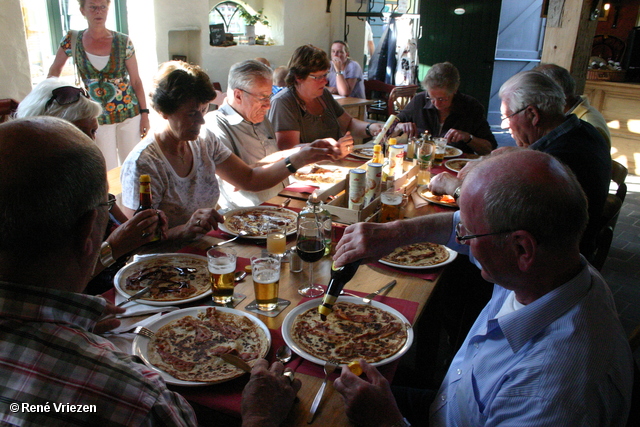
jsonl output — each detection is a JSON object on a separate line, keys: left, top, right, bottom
{"left": 396, "top": 62, "right": 496, "bottom": 155}
{"left": 120, "top": 61, "right": 342, "bottom": 239}
{"left": 268, "top": 44, "right": 383, "bottom": 150}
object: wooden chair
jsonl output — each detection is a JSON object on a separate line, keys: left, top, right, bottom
{"left": 364, "top": 80, "right": 418, "bottom": 121}
{"left": 0, "top": 98, "right": 19, "bottom": 123}
{"left": 590, "top": 160, "right": 628, "bottom": 270}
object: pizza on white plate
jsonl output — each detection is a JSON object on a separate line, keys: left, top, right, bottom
{"left": 224, "top": 208, "right": 297, "bottom": 237}
{"left": 381, "top": 242, "right": 450, "bottom": 267}
{"left": 293, "top": 164, "right": 348, "bottom": 184}
{"left": 124, "top": 255, "right": 209, "bottom": 301}
{"left": 147, "top": 307, "right": 269, "bottom": 382}
{"left": 290, "top": 301, "right": 408, "bottom": 364}
{"left": 419, "top": 189, "right": 457, "bottom": 207}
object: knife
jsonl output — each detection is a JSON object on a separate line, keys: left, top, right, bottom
{"left": 220, "top": 353, "right": 252, "bottom": 373}
{"left": 362, "top": 280, "right": 397, "bottom": 304}
{"left": 117, "top": 286, "right": 151, "bottom": 307}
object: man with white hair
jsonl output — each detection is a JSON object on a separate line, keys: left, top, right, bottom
{"left": 332, "top": 149, "right": 632, "bottom": 426}
{"left": 206, "top": 59, "right": 350, "bottom": 209}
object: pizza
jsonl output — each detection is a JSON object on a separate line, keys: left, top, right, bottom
{"left": 290, "top": 301, "right": 408, "bottom": 364}
{"left": 294, "top": 165, "right": 347, "bottom": 184}
{"left": 445, "top": 159, "right": 470, "bottom": 172}
{"left": 419, "top": 189, "right": 457, "bottom": 207}
{"left": 147, "top": 307, "right": 269, "bottom": 382}
{"left": 351, "top": 147, "right": 374, "bottom": 159}
{"left": 444, "top": 146, "right": 462, "bottom": 157}
{"left": 224, "top": 208, "right": 297, "bottom": 237}
{"left": 123, "top": 255, "right": 209, "bottom": 302}
{"left": 381, "top": 242, "right": 450, "bottom": 267}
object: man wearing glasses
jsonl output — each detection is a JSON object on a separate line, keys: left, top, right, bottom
{"left": 432, "top": 70, "right": 610, "bottom": 258}
{"left": 0, "top": 117, "right": 301, "bottom": 426}
{"left": 332, "top": 149, "right": 633, "bottom": 426}
{"left": 207, "top": 59, "right": 345, "bottom": 210}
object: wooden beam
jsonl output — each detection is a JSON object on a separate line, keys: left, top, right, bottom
{"left": 541, "top": 0, "right": 599, "bottom": 93}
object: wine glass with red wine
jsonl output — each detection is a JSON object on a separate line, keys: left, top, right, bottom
{"left": 296, "top": 218, "right": 326, "bottom": 297}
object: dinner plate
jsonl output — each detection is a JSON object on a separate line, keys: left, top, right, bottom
{"left": 131, "top": 307, "right": 271, "bottom": 386}
{"left": 445, "top": 158, "right": 479, "bottom": 173}
{"left": 417, "top": 185, "right": 458, "bottom": 208}
{"left": 114, "top": 253, "right": 211, "bottom": 306}
{"left": 444, "top": 146, "right": 463, "bottom": 158}
{"left": 378, "top": 246, "right": 457, "bottom": 270}
{"left": 218, "top": 206, "right": 298, "bottom": 240}
{"left": 349, "top": 147, "right": 375, "bottom": 160}
{"left": 281, "top": 296, "right": 414, "bottom": 367}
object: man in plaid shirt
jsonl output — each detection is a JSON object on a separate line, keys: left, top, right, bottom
{"left": 0, "top": 117, "right": 300, "bottom": 426}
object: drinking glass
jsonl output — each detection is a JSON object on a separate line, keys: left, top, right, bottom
{"left": 296, "top": 218, "right": 326, "bottom": 297}
{"left": 433, "top": 137, "right": 447, "bottom": 166}
{"left": 266, "top": 224, "right": 287, "bottom": 257}
{"left": 250, "top": 256, "right": 280, "bottom": 311}
{"left": 207, "top": 247, "right": 237, "bottom": 304}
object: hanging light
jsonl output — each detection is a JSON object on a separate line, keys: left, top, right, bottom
{"left": 454, "top": 8, "right": 466, "bottom": 15}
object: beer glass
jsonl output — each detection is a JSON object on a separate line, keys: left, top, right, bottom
{"left": 379, "top": 188, "right": 403, "bottom": 223}
{"left": 433, "top": 137, "right": 447, "bottom": 166}
{"left": 266, "top": 224, "right": 287, "bottom": 257}
{"left": 250, "top": 256, "right": 281, "bottom": 311}
{"left": 417, "top": 143, "right": 434, "bottom": 186}
{"left": 207, "top": 247, "right": 237, "bottom": 304}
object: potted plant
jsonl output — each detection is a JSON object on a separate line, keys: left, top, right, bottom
{"left": 238, "top": 7, "right": 269, "bottom": 43}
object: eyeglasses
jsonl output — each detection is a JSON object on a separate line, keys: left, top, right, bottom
{"left": 44, "top": 86, "right": 89, "bottom": 111}
{"left": 88, "top": 5, "right": 108, "bottom": 12}
{"left": 500, "top": 105, "right": 529, "bottom": 123}
{"left": 455, "top": 222, "right": 515, "bottom": 243}
{"left": 240, "top": 88, "right": 272, "bottom": 104}
{"left": 426, "top": 95, "right": 451, "bottom": 103}
{"left": 97, "top": 194, "right": 116, "bottom": 212}
{"left": 308, "top": 72, "right": 329, "bottom": 81}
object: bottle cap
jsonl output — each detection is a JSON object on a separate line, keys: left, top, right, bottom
{"left": 373, "top": 144, "right": 381, "bottom": 152}
{"left": 388, "top": 138, "right": 397, "bottom": 145}
{"left": 140, "top": 174, "right": 151, "bottom": 183}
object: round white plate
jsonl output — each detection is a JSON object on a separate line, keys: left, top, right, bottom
{"left": 218, "top": 206, "right": 298, "bottom": 240}
{"left": 281, "top": 296, "right": 413, "bottom": 367}
{"left": 114, "top": 253, "right": 211, "bottom": 306}
{"left": 444, "top": 146, "right": 463, "bottom": 158}
{"left": 349, "top": 147, "right": 375, "bottom": 160}
{"left": 416, "top": 185, "right": 458, "bottom": 208}
{"left": 445, "top": 158, "right": 479, "bottom": 173}
{"left": 131, "top": 306, "right": 271, "bottom": 386}
{"left": 378, "top": 246, "right": 458, "bottom": 270}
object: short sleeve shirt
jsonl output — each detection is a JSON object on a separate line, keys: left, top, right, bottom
{"left": 120, "top": 128, "right": 232, "bottom": 228}
{"left": 268, "top": 87, "right": 345, "bottom": 144}
{"left": 327, "top": 59, "right": 366, "bottom": 99}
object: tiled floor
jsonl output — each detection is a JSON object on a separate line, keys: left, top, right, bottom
{"left": 600, "top": 173, "right": 640, "bottom": 363}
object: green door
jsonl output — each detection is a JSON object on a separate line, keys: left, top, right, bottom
{"left": 418, "top": 0, "right": 502, "bottom": 110}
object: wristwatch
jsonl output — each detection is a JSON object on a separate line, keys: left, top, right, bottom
{"left": 140, "top": 108, "right": 150, "bottom": 114}
{"left": 336, "top": 70, "right": 344, "bottom": 75}
{"left": 366, "top": 122, "right": 373, "bottom": 137}
{"left": 284, "top": 156, "right": 298, "bottom": 173}
{"left": 453, "top": 186, "right": 462, "bottom": 201}
{"left": 99, "top": 241, "right": 116, "bottom": 267}
{"left": 465, "top": 134, "right": 474, "bottom": 144}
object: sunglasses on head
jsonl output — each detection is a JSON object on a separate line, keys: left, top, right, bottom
{"left": 44, "top": 86, "right": 89, "bottom": 111}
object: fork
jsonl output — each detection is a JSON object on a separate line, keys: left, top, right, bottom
{"left": 207, "top": 230, "right": 248, "bottom": 250}
{"left": 307, "top": 359, "right": 338, "bottom": 424}
{"left": 134, "top": 326, "right": 155, "bottom": 338}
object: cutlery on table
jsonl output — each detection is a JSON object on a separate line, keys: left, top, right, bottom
{"left": 276, "top": 345, "right": 292, "bottom": 364}
{"left": 278, "top": 198, "right": 292, "bottom": 209}
{"left": 117, "top": 286, "right": 151, "bottom": 307}
{"left": 307, "top": 359, "right": 338, "bottom": 424}
{"left": 362, "top": 280, "right": 397, "bottom": 304}
{"left": 220, "top": 353, "right": 252, "bottom": 373}
{"left": 207, "top": 230, "right": 249, "bottom": 250}
{"left": 134, "top": 326, "right": 155, "bottom": 338}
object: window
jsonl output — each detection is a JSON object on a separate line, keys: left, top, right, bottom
{"left": 209, "top": 1, "right": 270, "bottom": 39}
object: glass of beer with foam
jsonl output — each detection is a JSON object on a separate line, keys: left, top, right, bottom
{"left": 250, "top": 256, "right": 281, "bottom": 311}
{"left": 207, "top": 247, "right": 237, "bottom": 304}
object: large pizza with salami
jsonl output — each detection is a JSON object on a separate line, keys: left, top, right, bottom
{"left": 147, "top": 307, "right": 269, "bottom": 382}
{"left": 122, "top": 254, "right": 209, "bottom": 302}
{"left": 381, "top": 242, "right": 450, "bottom": 267}
{"left": 293, "top": 164, "right": 347, "bottom": 184}
{"left": 223, "top": 207, "right": 297, "bottom": 237}
{"left": 289, "top": 301, "right": 408, "bottom": 364}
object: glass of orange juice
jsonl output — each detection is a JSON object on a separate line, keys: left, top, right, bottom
{"left": 266, "top": 225, "right": 287, "bottom": 257}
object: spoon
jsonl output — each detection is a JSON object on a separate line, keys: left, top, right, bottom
{"left": 275, "top": 344, "right": 292, "bottom": 364}
{"left": 234, "top": 271, "right": 247, "bottom": 282}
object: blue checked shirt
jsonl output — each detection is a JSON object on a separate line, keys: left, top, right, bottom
{"left": 429, "top": 211, "right": 633, "bottom": 426}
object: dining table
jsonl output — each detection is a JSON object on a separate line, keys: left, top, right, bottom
{"left": 103, "top": 150, "right": 467, "bottom": 426}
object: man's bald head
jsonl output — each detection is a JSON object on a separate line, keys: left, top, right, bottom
{"left": 0, "top": 117, "right": 107, "bottom": 258}
{"left": 462, "top": 149, "right": 588, "bottom": 249}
